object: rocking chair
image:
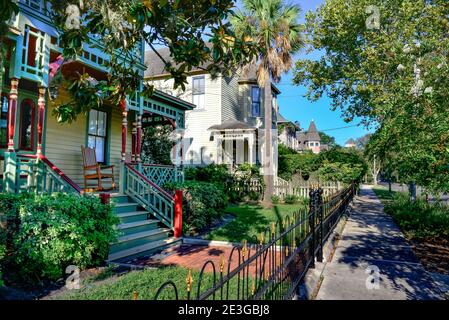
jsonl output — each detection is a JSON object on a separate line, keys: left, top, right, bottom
{"left": 81, "top": 146, "right": 116, "bottom": 191}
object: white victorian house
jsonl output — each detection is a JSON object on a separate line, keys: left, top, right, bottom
{"left": 144, "top": 48, "right": 280, "bottom": 176}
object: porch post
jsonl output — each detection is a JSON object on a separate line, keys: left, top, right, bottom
{"left": 248, "top": 133, "right": 254, "bottom": 165}
{"left": 36, "top": 86, "right": 46, "bottom": 155}
{"left": 131, "top": 119, "right": 137, "bottom": 162}
{"left": 120, "top": 99, "right": 127, "bottom": 161}
{"left": 3, "top": 78, "right": 19, "bottom": 193}
{"left": 119, "top": 99, "right": 127, "bottom": 194}
{"left": 7, "top": 78, "right": 19, "bottom": 151}
{"left": 136, "top": 112, "right": 142, "bottom": 163}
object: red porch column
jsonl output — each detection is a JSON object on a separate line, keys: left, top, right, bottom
{"left": 36, "top": 86, "right": 46, "bottom": 155}
{"left": 7, "top": 78, "right": 19, "bottom": 151}
{"left": 174, "top": 189, "right": 183, "bottom": 238}
{"left": 120, "top": 99, "right": 127, "bottom": 161}
{"left": 131, "top": 120, "right": 137, "bottom": 162}
{"left": 136, "top": 113, "right": 142, "bottom": 163}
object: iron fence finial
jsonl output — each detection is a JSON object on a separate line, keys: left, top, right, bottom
{"left": 186, "top": 269, "right": 193, "bottom": 292}
{"left": 242, "top": 240, "right": 248, "bottom": 258}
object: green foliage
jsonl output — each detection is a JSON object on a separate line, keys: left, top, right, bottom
{"left": 185, "top": 163, "right": 264, "bottom": 203}
{"left": 284, "top": 195, "right": 300, "bottom": 204}
{"left": 185, "top": 164, "right": 233, "bottom": 185}
{"left": 166, "top": 181, "right": 228, "bottom": 233}
{"left": 278, "top": 143, "right": 297, "bottom": 156}
{"left": 0, "top": 193, "right": 118, "bottom": 284}
{"left": 383, "top": 193, "right": 449, "bottom": 241}
{"left": 279, "top": 147, "right": 367, "bottom": 183}
{"left": 271, "top": 195, "right": 280, "bottom": 204}
{"left": 47, "top": 0, "right": 257, "bottom": 122}
{"left": 141, "top": 125, "right": 173, "bottom": 165}
{"left": 0, "top": 229, "right": 5, "bottom": 287}
{"left": 318, "top": 131, "right": 337, "bottom": 148}
{"left": 294, "top": 0, "right": 449, "bottom": 193}
{"left": 278, "top": 151, "right": 320, "bottom": 180}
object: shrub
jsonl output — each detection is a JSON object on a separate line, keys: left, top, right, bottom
{"left": 384, "top": 193, "right": 449, "bottom": 241}
{"left": 1, "top": 193, "right": 118, "bottom": 283}
{"left": 0, "top": 229, "right": 5, "bottom": 287}
{"left": 284, "top": 195, "right": 300, "bottom": 204}
{"left": 167, "top": 181, "right": 228, "bottom": 233}
{"left": 271, "top": 195, "right": 280, "bottom": 204}
{"left": 185, "top": 164, "right": 232, "bottom": 185}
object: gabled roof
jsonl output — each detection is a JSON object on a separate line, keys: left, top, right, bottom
{"left": 208, "top": 119, "right": 256, "bottom": 131}
{"left": 277, "top": 112, "right": 290, "bottom": 124}
{"left": 144, "top": 48, "right": 281, "bottom": 94}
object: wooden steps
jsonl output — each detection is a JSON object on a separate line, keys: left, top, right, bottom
{"left": 108, "top": 194, "right": 179, "bottom": 262}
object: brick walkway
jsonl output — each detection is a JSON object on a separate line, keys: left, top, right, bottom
{"left": 129, "top": 244, "right": 282, "bottom": 277}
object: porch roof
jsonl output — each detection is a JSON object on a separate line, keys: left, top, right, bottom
{"left": 151, "top": 90, "right": 196, "bottom": 111}
{"left": 208, "top": 119, "right": 256, "bottom": 131}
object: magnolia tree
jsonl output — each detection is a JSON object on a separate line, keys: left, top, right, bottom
{"left": 1, "top": 0, "right": 258, "bottom": 122}
{"left": 294, "top": 0, "right": 449, "bottom": 193}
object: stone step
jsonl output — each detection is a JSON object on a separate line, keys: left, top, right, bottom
{"left": 108, "top": 237, "right": 181, "bottom": 262}
{"left": 116, "top": 210, "right": 150, "bottom": 224}
{"left": 114, "top": 202, "right": 140, "bottom": 213}
{"left": 110, "top": 194, "right": 131, "bottom": 204}
{"left": 117, "top": 219, "right": 160, "bottom": 235}
{"left": 110, "top": 228, "right": 172, "bottom": 254}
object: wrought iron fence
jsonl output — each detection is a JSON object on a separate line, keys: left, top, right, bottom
{"left": 154, "top": 183, "right": 356, "bottom": 300}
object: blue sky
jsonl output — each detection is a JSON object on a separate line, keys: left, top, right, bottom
{"left": 274, "top": 0, "right": 373, "bottom": 145}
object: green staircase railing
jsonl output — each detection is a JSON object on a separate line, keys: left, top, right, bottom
{"left": 16, "top": 154, "right": 82, "bottom": 194}
{"left": 138, "top": 164, "right": 184, "bottom": 188}
{"left": 124, "top": 163, "right": 175, "bottom": 230}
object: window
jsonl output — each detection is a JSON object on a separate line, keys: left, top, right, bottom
{"left": 192, "top": 76, "right": 205, "bottom": 110}
{"left": 0, "top": 95, "right": 8, "bottom": 148}
{"left": 251, "top": 86, "right": 261, "bottom": 117}
{"left": 19, "top": 99, "right": 35, "bottom": 150}
{"left": 88, "top": 109, "right": 108, "bottom": 163}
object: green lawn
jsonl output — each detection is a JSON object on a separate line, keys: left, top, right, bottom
{"left": 50, "top": 266, "right": 221, "bottom": 300}
{"left": 373, "top": 186, "right": 449, "bottom": 241}
{"left": 49, "top": 265, "right": 285, "bottom": 300}
{"left": 206, "top": 203, "right": 308, "bottom": 243}
{"left": 372, "top": 186, "right": 397, "bottom": 201}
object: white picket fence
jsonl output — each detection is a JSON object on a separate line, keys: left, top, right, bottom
{"left": 274, "top": 177, "right": 343, "bottom": 199}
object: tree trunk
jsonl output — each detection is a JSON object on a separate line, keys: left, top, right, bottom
{"left": 372, "top": 155, "right": 379, "bottom": 185}
{"left": 263, "top": 82, "right": 274, "bottom": 201}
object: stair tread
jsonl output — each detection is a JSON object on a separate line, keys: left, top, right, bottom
{"left": 108, "top": 237, "right": 180, "bottom": 261}
{"left": 117, "top": 219, "right": 159, "bottom": 230}
{"left": 116, "top": 228, "right": 171, "bottom": 243}
{"left": 115, "top": 202, "right": 138, "bottom": 207}
{"left": 116, "top": 210, "right": 148, "bottom": 218}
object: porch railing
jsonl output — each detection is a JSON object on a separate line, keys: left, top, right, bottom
{"left": 124, "top": 163, "right": 175, "bottom": 230}
{"left": 137, "top": 164, "right": 184, "bottom": 188}
{"left": 16, "top": 154, "right": 82, "bottom": 194}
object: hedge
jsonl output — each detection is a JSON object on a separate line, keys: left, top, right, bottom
{"left": 0, "top": 193, "right": 118, "bottom": 285}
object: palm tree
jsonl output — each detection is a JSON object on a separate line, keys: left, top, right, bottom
{"left": 231, "top": 0, "right": 302, "bottom": 201}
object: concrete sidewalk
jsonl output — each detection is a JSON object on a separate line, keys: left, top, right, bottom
{"left": 315, "top": 185, "right": 443, "bottom": 300}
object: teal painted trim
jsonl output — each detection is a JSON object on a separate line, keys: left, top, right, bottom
{"left": 16, "top": 90, "right": 38, "bottom": 154}
{"left": 11, "top": 35, "right": 23, "bottom": 79}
